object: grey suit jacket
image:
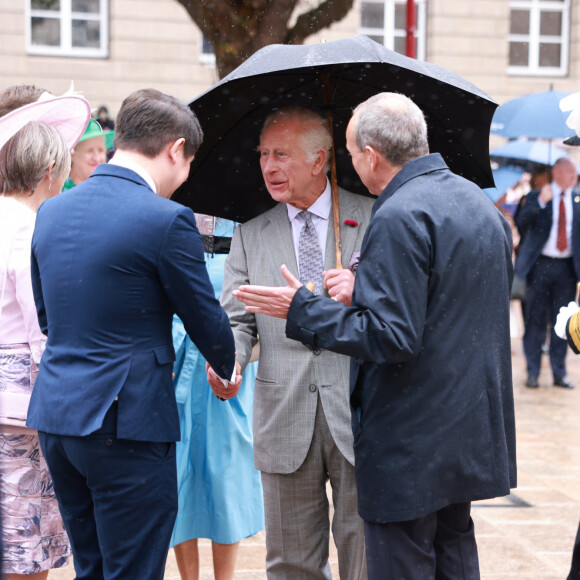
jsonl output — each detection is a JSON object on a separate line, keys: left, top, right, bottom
{"left": 221, "top": 188, "right": 374, "bottom": 474}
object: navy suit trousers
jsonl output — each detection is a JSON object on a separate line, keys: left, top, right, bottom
{"left": 523, "top": 256, "right": 576, "bottom": 379}
{"left": 364, "top": 502, "right": 479, "bottom": 580}
{"left": 38, "top": 403, "right": 178, "bottom": 580}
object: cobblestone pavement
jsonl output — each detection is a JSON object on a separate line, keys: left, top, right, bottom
{"left": 49, "top": 308, "right": 580, "bottom": 578}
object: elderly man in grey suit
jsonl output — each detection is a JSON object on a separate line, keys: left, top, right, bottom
{"left": 208, "top": 107, "right": 371, "bottom": 578}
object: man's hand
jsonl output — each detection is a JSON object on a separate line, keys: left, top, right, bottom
{"left": 206, "top": 359, "right": 242, "bottom": 400}
{"left": 539, "top": 183, "right": 553, "bottom": 205}
{"left": 323, "top": 268, "right": 355, "bottom": 306}
{"left": 233, "top": 264, "right": 301, "bottom": 319}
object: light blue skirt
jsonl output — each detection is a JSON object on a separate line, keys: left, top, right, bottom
{"left": 170, "top": 233, "right": 264, "bottom": 547}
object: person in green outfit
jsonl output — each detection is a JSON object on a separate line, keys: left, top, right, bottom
{"left": 62, "top": 119, "right": 114, "bottom": 191}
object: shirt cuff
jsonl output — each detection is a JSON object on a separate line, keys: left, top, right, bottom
{"left": 286, "top": 287, "right": 317, "bottom": 347}
{"left": 219, "top": 364, "right": 237, "bottom": 386}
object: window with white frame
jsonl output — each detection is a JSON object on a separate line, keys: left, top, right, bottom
{"left": 199, "top": 35, "right": 216, "bottom": 65}
{"left": 27, "top": 0, "right": 108, "bottom": 58}
{"left": 508, "top": 0, "right": 570, "bottom": 76}
{"left": 360, "top": 0, "right": 427, "bottom": 60}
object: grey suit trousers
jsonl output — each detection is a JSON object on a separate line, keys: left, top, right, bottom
{"left": 261, "top": 396, "right": 366, "bottom": 579}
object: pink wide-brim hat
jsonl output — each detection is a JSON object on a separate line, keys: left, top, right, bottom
{"left": 0, "top": 91, "right": 91, "bottom": 151}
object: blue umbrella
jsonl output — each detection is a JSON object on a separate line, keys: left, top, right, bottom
{"left": 490, "top": 140, "right": 569, "bottom": 169}
{"left": 490, "top": 90, "right": 575, "bottom": 140}
{"left": 483, "top": 166, "right": 525, "bottom": 203}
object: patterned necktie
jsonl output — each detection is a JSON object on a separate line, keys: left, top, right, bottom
{"left": 298, "top": 210, "right": 324, "bottom": 295}
{"left": 557, "top": 191, "right": 567, "bottom": 252}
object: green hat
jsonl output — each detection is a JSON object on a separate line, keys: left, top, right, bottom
{"left": 79, "top": 118, "right": 114, "bottom": 150}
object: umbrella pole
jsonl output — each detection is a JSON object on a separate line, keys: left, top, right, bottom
{"left": 323, "top": 75, "right": 343, "bottom": 269}
{"left": 327, "top": 113, "right": 343, "bottom": 269}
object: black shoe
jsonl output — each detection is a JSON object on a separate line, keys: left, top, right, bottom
{"left": 525, "top": 375, "right": 539, "bottom": 388}
{"left": 554, "top": 377, "right": 575, "bottom": 389}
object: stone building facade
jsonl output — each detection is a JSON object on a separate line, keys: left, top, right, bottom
{"left": 0, "top": 0, "right": 578, "bottom": 118}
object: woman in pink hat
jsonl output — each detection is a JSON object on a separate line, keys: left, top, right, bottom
{"left": 0, "top": 93, "right": 90, "bottom": 579}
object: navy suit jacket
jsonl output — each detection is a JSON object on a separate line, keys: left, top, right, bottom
{"left": 514, "top": 187, "right": 580, "bottom": 279}
{"left": 286, "top": 154, "right": 517, "bottom": 523}
{"left": 27, "top": 164, "right": 235, "bottom": 442}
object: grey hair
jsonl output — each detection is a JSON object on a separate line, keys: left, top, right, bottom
{"left": 353, "top": 93, "right": 429, "bottom": 166}
{"left": 0, "top": 121, "right": 70, "bottom": 194}
{"left": 261, "top": 107, "right": 333, "bottom": 172}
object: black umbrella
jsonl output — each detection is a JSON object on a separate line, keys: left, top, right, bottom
{"left": 174, "top": 34, "right": 497, "bottom": 227}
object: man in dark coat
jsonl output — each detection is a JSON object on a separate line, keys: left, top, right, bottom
{"left": 514, "top": 157, "right": 580, "bottom": 389}
{"left": 231, "top": 92, "right": 517, "bottom": 580}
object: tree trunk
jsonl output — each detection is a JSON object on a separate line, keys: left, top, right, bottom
{"left": 175, "top": 0, "right": 355, "bottom": 79}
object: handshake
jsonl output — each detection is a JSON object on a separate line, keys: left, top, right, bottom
{"left": 203, "top": 264, "right": 357, "bottom": 401}
{"left": 206, "top": 359, "right": 242, "bottom": 400}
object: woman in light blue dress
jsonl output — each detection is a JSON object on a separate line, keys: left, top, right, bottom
{"left": 170, "top": 218, "right": 264, "bottom": 580}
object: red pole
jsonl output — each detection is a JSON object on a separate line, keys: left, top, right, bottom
{"left": 406, "top": 0, "right": 416, "bottom": 59}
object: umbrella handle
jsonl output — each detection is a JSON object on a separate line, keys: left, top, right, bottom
{"left": 331, "top": 170, "right": 342, "bottom": 270}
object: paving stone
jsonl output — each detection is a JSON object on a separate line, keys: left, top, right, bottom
{"left": 48, "top": 316, "right": 580, "bottom": 578}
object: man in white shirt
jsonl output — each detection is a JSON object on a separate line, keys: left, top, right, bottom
{"left": 514, "top": 157, "right": 580, "bottom": 389}
{"left": 208, "top": 107, "right": 371, "bottom": 578}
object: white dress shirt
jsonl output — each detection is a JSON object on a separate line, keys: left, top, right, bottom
{"left": 0, "top": 197, "right": 46, "bottom": 363}
{"left": 541, "top": 183, "right": 573, "bottom": 258}
{"left": 286, "top": 179, "right": 331, "bottom": 275}
{"left": 109, "top": 153, "right": 157, "bottom": 192}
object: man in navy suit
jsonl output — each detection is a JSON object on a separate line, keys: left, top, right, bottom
{"left": 233, "top": 92, "right": 516, "bottom": 580}
{"left": 27, "top": 89, "right": 237, "bottom": 579}
{"left": 515, "top": 157, "right": 580, "bottom": 389}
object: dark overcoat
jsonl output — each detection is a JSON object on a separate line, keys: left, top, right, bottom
{"left": 287, "top": 153, "right": 517, "bottom": 523}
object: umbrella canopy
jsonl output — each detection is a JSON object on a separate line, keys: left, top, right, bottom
{"left": 490, "top": 90, "right": 575, "bottom": 140}
{"left": 490, "top": 140, "right": 569, "bottom": 170}
{"left": 483, "top": 166, "right": 525, "bottom": 203}
{"left": 560, "top": 92, "right": 580, "bottom": 146}
{"left": 173, "top": 35, "right": 498, "bottom": 223}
